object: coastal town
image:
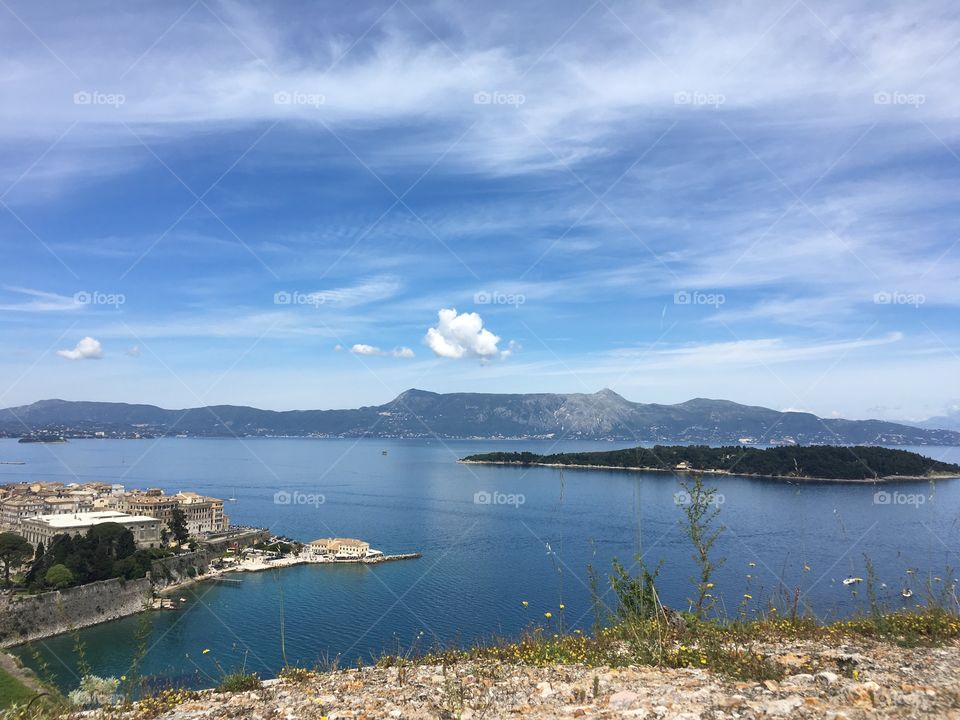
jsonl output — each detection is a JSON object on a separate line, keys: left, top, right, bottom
{"left": 1, "top": 481, "right": 229, "bottom": 549}
{"left": 0, "top": 481, "right": 418, "bottom": 631}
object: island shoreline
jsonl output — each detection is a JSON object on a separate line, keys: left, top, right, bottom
{"left": 457, "top": 459, "right": 960, "bottom": 483}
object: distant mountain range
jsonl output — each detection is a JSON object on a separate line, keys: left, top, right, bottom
{"left": 914, "top": 406, "right": 960, "bottom": 433}
{"left": 2, "top": 390, "right": 959, "bottom": 445}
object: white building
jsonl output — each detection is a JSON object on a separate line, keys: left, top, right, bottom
{"left": 20, "top": 511, "right": 163, "bottom": 550}
{"left": 309, "top": 537, "right": 376, "bottom": 559}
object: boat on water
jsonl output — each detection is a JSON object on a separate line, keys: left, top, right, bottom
{"left": 0, "top": 460, "right": 26, "bottom": 465}
{"left": 842, "top": 576, "right": 863, "bottom": 586}
{"left": 901, "top": 588, "right": 914, "bottom": 599}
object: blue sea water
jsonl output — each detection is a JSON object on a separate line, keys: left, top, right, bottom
{"left": 2, "top": 437, "right": 958, "bottom": 693}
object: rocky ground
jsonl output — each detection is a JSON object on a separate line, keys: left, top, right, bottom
{"left": 96, "top": 637, "right": 960, "bottom": 720}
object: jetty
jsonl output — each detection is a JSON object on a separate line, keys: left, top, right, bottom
{"left": 366, "top": 552, "right": 422, "bottom": 563}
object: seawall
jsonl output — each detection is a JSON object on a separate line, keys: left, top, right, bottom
{"left": 0, "top": 577, "right": 153, "bottom": 647}
{"left": 150, "top": 549, "right": 218, "bottom": 589}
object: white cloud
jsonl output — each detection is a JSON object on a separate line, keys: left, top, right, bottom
{"left": 313, "top": 276, "right": 402, "bottom": 307}
{"left": 56, "top": 336, "right": 104, "bottom": 360}
{"left": 425, "top": 308, "right": 505, "bottom": 359}
{"left": 125, "top": 345, "right": 141, "bottom": 357}
{"left": 0, "top": 286, "right": 80, "bottom": 313}
{"left": 349, "top": 343, "right": 415, "bottom": 358}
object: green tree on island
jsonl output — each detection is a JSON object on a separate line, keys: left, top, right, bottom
{"left": 168, "top": 507, "right": 190, "bottom": 547}
{"left": 0, "top": 532, "right": 33, "bottom": 587}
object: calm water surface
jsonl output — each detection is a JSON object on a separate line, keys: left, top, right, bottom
{"left": 2, "top": 437, "right": 958, "bottom": 692}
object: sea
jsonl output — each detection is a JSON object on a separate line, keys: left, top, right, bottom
{"left": 1, "top": 437, "right": 958, "bottom": 693}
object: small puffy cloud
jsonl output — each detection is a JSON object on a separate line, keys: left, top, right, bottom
{"left": 125, "top": 345, "right": 141, "bottom": 357}
{"left": 349, "top": 343, "right": 415, "bottom": 358}
{"left": 425, "top": 308, "right": 505, "bottom": 359}
{"left": 57, "top": 336, "right": 104, "bottom": 360}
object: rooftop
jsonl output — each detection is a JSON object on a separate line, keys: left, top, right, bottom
{"left": 30, "top": 510, "right": 160, "bottom": 528}
{"left": 310, "top": 537, "right": 370, "bottom": 546}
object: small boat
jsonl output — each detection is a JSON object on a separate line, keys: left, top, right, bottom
{"left": 228, "top": 497, "right": 237, "bottom": 503}
{"left": 842, "top": 577, "right": 863, "bottom": 586}
{"left": 901, "top": 588, "right": 913, "bottom": 599}
{"left": 382, "top": 450, "right": 388, "bottom": 455}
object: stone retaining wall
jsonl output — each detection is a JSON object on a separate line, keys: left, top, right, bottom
{"left": 0, "top": 577, "right": 152, "bottom": 647}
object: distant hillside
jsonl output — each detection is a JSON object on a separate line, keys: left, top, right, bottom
{"left": 2, "top": 390, "right": 959, "bottom": 445}
{"left": 461, "top": 445, "right": 960, "bottom": 481}
{"left": 916, "top": 406, "right": 960, "bottom": 432}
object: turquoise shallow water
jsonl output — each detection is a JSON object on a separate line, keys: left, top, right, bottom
{"left": 2, "top": 437, "right": 958, "bottom": 693}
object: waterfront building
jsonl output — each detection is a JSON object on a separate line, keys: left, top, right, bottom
{"left": 309, "top": 537, "right": 374, "bottom": 559}
{"left": 20, "top": 511, "right": 163, "bottom": 549}
{"left": 175, "top": 492, "right": 228, "bottom": 535}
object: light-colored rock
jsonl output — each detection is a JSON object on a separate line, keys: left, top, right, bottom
{"left": 609, "top": 690, "right": 639, "bottom": 709}
{"left": 762, "top": 694, "right": 803, "bottom": 715}
{"left": 816, "top": 670, "right": 841, "bottom": 686}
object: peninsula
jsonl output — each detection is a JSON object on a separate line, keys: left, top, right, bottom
{"left": 460, "top": 445, "right": 960, "bottom": 482}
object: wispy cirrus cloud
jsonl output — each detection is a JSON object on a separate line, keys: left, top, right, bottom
{"left": 0, "top": 286, "right": 80, "bottom": 313}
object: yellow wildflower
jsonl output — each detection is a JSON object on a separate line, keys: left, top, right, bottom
{"left": 544, "top": 612, "right": 552, "bottom": 619}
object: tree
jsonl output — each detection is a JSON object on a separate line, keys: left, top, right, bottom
{"left": 168, "top": 507, "right": 189, "bottom": 547}
{"left": 115, "top": 529, "right": 137, "bottom": 560}
{"left": 0, "top": 532, "right": 33, "bottom": 587}
{"left": 45, "top": 563, "right": 74, "bottom": 589}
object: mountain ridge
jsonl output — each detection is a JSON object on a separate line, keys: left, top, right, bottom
{"left": 1, "top": 390, "right": 958, "bottom": 445}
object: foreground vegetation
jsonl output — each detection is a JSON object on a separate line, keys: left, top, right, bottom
{"left": 462, "top": 444, "right": 960, "bottom": 480}
{"left": 0, "top": 667, "right": 34, "bottom": 710}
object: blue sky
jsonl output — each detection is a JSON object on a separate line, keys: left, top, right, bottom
{"left": 0, "top": 0, "right": 958, "bottom": 420}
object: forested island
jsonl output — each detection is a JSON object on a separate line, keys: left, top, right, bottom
{"left": 460, "top": 445, "right": 960, "bottom": 481}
